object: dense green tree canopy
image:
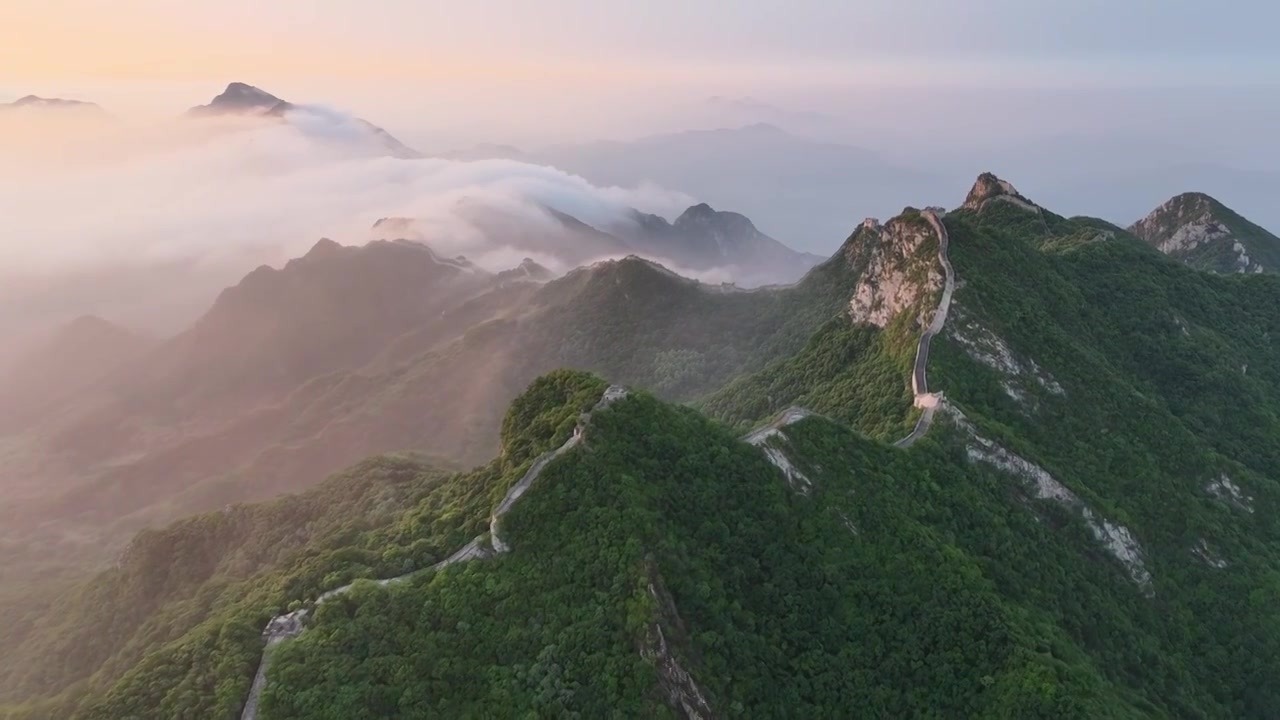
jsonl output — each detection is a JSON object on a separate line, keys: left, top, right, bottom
{"left": 5, "top": 190, "right": 1280, "bottom": 719}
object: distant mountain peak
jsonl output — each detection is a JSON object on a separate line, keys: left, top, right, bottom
{"left": 674, "top": 203, "right": 754, "bottom": 232}
{"left": 188, "top": 82, "right": 291, "bottom": 117}
{"left": 61, "top": 314, "right": 124, "bottom": 333}
{"left": 962, "top": 172, "right": 1038, "bottom": 212}
{"left": 370, "top": 217, "right": 416, "bottom": 237}
{"left": 497, "top": 258, "right": 554, "bottom": 284}
{"left": 1130, "top": 192, "right": 1276, "bottom": 274}
{"left": 15, "top": 95, "right": 88, "bottom": 107}
{"left": 675, "top": 202, "right": 719, "bottom": 222}
{"left": 1134, "top": 192, "right": 1228, "bottom": 231}
{"left": 738, "top": 122, "right": 786, "bottom": 135}
{"left": 2, "top": 95, "right": 105, "bottom": 113}
{"left": 608, "top": 202, "right": 820, "bottom": 285}
{"left": 0, "top": 314, "right": 149, "bottom": 427}
{"left": 304, "top": 237, "right": 345, "bottom": 259}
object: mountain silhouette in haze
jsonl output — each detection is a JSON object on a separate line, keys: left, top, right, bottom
{"left": 373, "top": 199, "right": 821, "bottom": 286}
{"left": 1, "top": 95, "right": 107, "bottom": 114}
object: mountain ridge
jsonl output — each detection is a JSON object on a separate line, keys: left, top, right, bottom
{"left": 187, "top": 82, "right": 292, "bottom": 117}
{"left": 1, "top": 95, "right": 106, "bottom": 114}
{"left": 372, "top": 199, "right": 821, "bottom": 286}
{"left": 6, "top": 173, "right": 1280, "bottom": 719}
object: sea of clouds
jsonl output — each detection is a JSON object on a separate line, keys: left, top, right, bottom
{"left": 0, "top": 104, "right": 693, "bottom": 275}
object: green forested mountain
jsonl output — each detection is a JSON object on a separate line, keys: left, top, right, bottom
{"left": 1130, "top": 191, "right": 1280, "bottom": 274}
{"left": 4, "top": 175, "right": 1280, "bottom": 719}
{"left": 0, "top": 228, "right": 859, "bottom": 614}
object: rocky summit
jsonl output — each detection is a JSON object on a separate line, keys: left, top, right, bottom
{"left": 1130, "top": 191, "right": 1280, "bottom": 274}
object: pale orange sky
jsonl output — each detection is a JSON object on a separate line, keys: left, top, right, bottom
{"left": 10, "top": 0, "right": 1278, "bottom": 91}
{"left": 5, "top": 0, "right": 1280, "bottom": 151}
{"left": 4, "top": 1, "right": 540, "bottom": 83}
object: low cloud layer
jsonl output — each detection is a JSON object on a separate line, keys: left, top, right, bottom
{"left": 0, "top": 106, "right": 694, "bottom": 277}
{"left": 0, "top": 105, "right": 701, "bottom": 358}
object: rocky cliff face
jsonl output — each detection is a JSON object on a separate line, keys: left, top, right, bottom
{"left": 1130, "top": 192, "right": 1276, "bottom": 274}
{"left": 843, "top": 213, "right": 942, "bottom": 328}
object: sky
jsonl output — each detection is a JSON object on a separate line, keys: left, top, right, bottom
{"left": 5, "top": 0, "right": 1279, "bottom": 144}
{"left": 3, "top": 0, "right": 1280, "bottom": 344}
{"left": 5, "top": 1, "right": 1279, "bottom": 86}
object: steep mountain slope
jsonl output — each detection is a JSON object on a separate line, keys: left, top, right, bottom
{"left": 0, "top": 236, "right": 860, "bottom": 579}
{"left": 0, "top": 316, "right": 152, "bottom": 433}
{"left": 0, "top": 447, "right": 460, "bottom": 718}
{"left": 0, "top": 239, "right": 512, "bottom": 577}
{"left": 6, "top": 174, "right": 1280, "bottom": 719}
{"left": 126, "top": 238, "right": 493, "bottom": 416}
{"left": 0, "top": 373, "right": 606, "bottom": 719}
{"left": 1129, "top": 191, "right": 1280, "bottom": 273}
{"left": 701, "top": 210, "right": 944, "bottom": 438}
{"left": 256, "top": 390, "right": 1123, "bottom": 719}
{"left": 923, "top": 177, "right": 1280, "bottom": 717}
{"left": 20, "top": 237, "right": 495, "bottom": 470}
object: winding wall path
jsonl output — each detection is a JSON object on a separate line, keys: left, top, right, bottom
{"left": 238, "top": 385, "right": 627, "bottom": 720}
{"left": 239, "top": 212, "right": 957, "bottom": 716}
{"left": 742, "top": 209, "right": 955, "bottom": 456}
{"left": 894, "top": 210, "right": 955, "bottom": 448}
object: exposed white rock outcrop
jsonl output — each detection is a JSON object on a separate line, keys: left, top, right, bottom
{"left": 837, "top": 510, "right": 859, "bottom": 536}
{"left": 741, "top": 210, "right": 955, "bottom": 461}
{"left": 845, "top": 213, "right": 944, "bottom": 328}
{"left": 945, "top": 403, "right": 1153, "bottom": 592}
{"left": 643, "top": 621, "right": 715, "bottom": 720}
{"left": 744, "top": 407, "right": 813, "bottom": 494}
{"left": 948, "top": 309, "right": 1064, "bottom": 404}
{"left": 960, "top": 173, "right": 1051, "bottom": 234}
{"left": 1228, "top": 240, "right": 1263, "bottom": 273}
{"left": 758, "top": 445, "right": 812, "bottom": 493}
{"left": 962, "top": 172, "right": 1039, "bottom": 213}
{"left": 1157, "top": 219, "right": 1231, "bottom": 256}
{"left": 1129, "top": 192, "right": 1267, "bottom": 273}
{"left": 1193, "top": 539, "right": 1229, "bottom": 569}
{"left": 743, "top": 210, "right": 953, "bottom": 465}
{"left": 641, "top": 574, "right": 716, "bottom": 720}
{"left": 1205, "top": 473, "right": 1253, "bottom": 513}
